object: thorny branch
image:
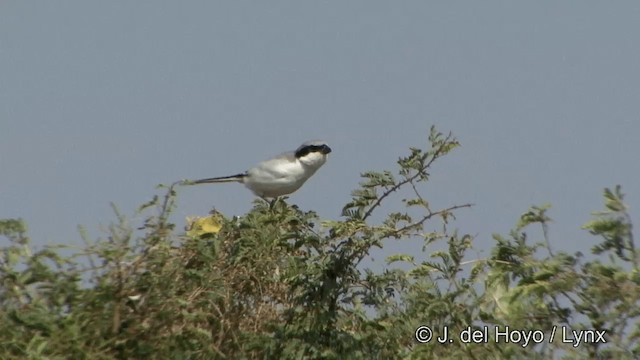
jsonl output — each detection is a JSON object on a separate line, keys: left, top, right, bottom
{"left": 362, "top": 132, "right": 456, "bottom": 222}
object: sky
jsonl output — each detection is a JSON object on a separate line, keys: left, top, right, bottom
{"left": 2, "top": 2, "right": 639, "bottom": 266}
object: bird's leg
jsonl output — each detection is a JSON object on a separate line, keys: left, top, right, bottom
{"left": 269, "top": 197, "right": 278, "bottom": 209}
{"left": 257, "top": 196, "right": 275, "bottom": 209}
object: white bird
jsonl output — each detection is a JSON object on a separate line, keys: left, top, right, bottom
{"left": 185, "top": 140, "right": 332, "bottom": 199}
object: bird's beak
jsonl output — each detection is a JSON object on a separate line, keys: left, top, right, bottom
{"left": 322, "top": 145, "right": 332, "bottom": 154}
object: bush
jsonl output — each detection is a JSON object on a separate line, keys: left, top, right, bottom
{"left": 1, "top": 127, "right": 638, "bottom": 359}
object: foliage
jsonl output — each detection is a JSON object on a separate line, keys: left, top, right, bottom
{"left": 1, "top": 127, "right": 638, "bottom": 359}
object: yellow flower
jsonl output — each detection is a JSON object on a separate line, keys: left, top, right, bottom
{"left": 186, "top": 211, "right": 225, "bottom": 237}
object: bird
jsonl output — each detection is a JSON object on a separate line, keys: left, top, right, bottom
{"left": 183, "top": 140, "right": 332, "bottom": 199}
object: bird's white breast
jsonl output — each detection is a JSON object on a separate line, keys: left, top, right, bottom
{"left": 243, "top": 152, "right": 327, "bottom": 198}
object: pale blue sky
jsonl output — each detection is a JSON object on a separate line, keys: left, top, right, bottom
{"left": 2, "top": 2, "right": 639, "bottom": 261}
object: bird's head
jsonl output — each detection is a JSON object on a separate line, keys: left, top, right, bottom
{"left": 295, "top": 140, "right": 332, "bottom": 168}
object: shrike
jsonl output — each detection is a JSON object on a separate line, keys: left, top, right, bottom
{"left": 184, "top": 140, "right": 332, "bottom": 199}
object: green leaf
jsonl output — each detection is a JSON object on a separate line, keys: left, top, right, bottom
{"left": 386, "top": 254, "right": 415, "bottom": 265}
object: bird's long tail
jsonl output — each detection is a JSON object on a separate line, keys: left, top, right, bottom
{"left": 181, "top": 173, "right": 246, "bottom": 185}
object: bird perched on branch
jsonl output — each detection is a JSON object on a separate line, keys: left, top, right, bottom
{"left": 182, "top": 140, "right": 332, "bottom": 200}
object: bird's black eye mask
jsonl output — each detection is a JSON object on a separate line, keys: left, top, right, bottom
{"left": 295, "top": 144, "right": 332, "bottom": 158}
